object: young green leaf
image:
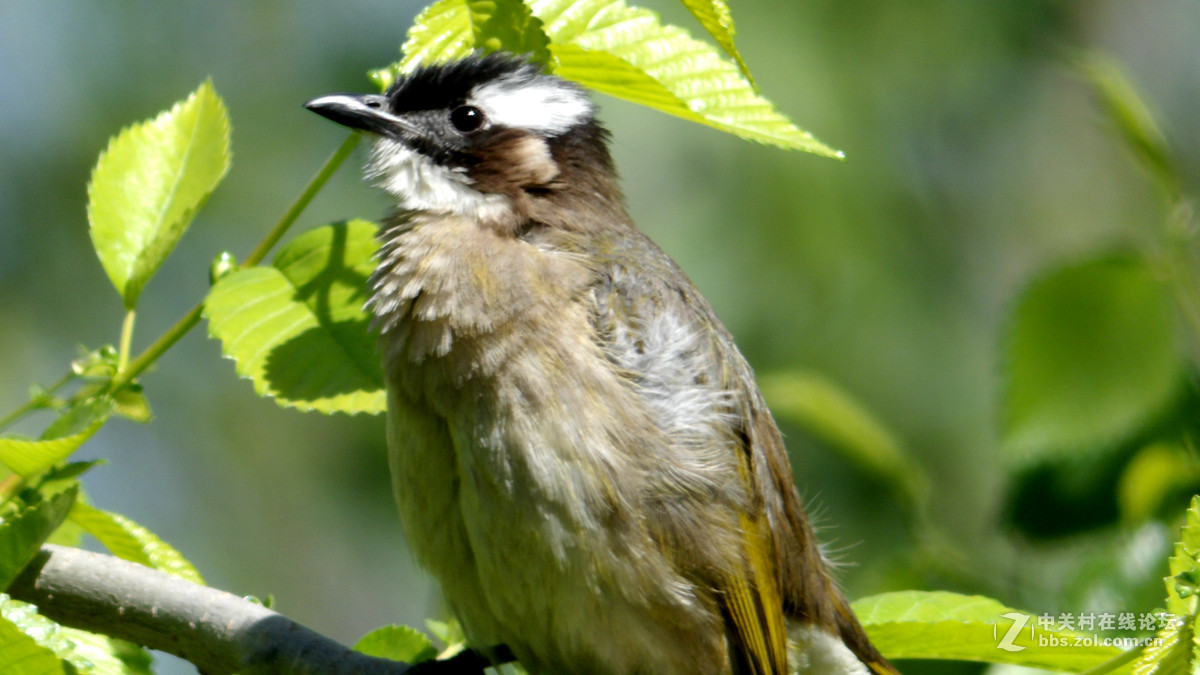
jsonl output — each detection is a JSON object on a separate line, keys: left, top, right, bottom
{"left": 39, "top": 397, "right": 113, "bottom": 443}
{"left": 88, "top": 80, "right": 231, "bottom": 309}
{"left": 375, "top": 0, "right": 840, "bottom": 155}
{"left": 55, "top": 627, "right": 154, "bottom": 675}
{"left": 354, "top": 625, "right": 437, "bottom": 664}
{"left": 0, "top": 419, "right": 103, "bottom": 479}
{"left": 468, "top": 0, "right": 551, "bottom": 66}
{"left": 0, "top": 486, "right": 78, "bottom": 589}
{"left": 1133, "top": 496, "right": 1200, "bottom": 673}
{"left": 0, "top": 602, "right": 71, "bottom": 675}
{"left": 852, "top": 590, "right": 1125, "bottom": 671}
{"left": 677, "top": 0, "right": 754, "bottom": 87}
{"left": 204, "top": 220, "right": 385, "bottom": 415}
{"left": 1002, "top": 255, "right": 1184, "bottom": 464}
{"left": 111, "top": 386, "right": 153, "bottom": 424}
{"left": 1133, "top": 620, "right": 1193, "bottom": 675}
{"left": 1075, "top": 53, "right": 1180, "bottom": 198}
{"left": 40, "top": 461, "right": 104, "bottom": 486}
{"left": 0, "top": 594, "right": 152, "bottom": 675}
{"left": 1165, "top": 496, "right": 1200, "bottom": 618}
{"left": 1118, "top": 443, "right": 1200, "bottom": 524}
{"left": 67, "top": 502, "right": 204, "bottom": 585}
{"left": 425, "top": 618, "right": 468, "bottom": 654}
{"left": 373, "top": 0, "right": 472, "bottom": 87}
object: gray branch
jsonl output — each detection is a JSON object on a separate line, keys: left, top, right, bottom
{"left": 8, "top": 545, "right": 505, "bottom": 674}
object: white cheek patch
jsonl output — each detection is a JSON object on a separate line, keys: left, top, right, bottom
{"left": 366, "top": 137, "right": 513, "bottom": 222}
{"left": 469, "top": 76, "right": 593, "bottom": 136}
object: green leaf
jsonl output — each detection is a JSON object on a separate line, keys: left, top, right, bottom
{"left": 373, "top": 0, "right": 473, "bottom": 87}
{"left": 354, "top": 625, "right": 437, "bottom": 664}
{"left": 40, "top": 464, "right": 105, "bottom": 547}
{"left": 110, "top": 387, "right": 152, "bottom": 425}
{"left": 1132, "top": 618, "right": 1194, "bottom": 675}
{"left": 678, "top": 0, "right": 754, "bottom": 87}
{"left": 0, "top": 603, "right": 70, "bottom": 675}
{"left": 0, "top": 486, "right": 78, "bottom": 589}
{"left": 424, "top": 618, "right": 468, "bottom": 659}
{"left": 204, "top": 220, "right": 385, "bottom": 415}
{"left": 88, "top": 80, "right": 231, "bottom": 309}
{"left": 0, "top": 421, "right": 102, "bottom": 479}
{"left": 45, "top": 519, "right": 85, "bottom": 549}
{"left": 1166, "top": 496, "right": 1200, "bottom": 618}
{"left": 1118, "top": 443, "right": 1200, "bottom": 524}
{"left": 542, "top": 0, "right": 837, "bottom": 154}
{"left": 550, "top": 43, "right": 709, "bottom": 122}
{"left": 67, "top": 502, "right": 203, "bottom": 585}
{"left": 760, "top": 371, "right": 927, "bottom": 512}
{"left": 377, "top": 0, "right": 840, "bottom": 155}
{"left": 378, "top": 0, "right": 554, "bottom": 80}
{"left": 1002, "top": 255, "right": 1184, "bottom": 464}
{"left": 0, "top": 594, "right": 152, "bottom": 675}
{"left": 1136, "top": 497, "right": 1200, "bottom": 673}
{"left": 40, "top": 461, "right": 104, "bottom": 486}
{"left": 40, "top": 398, "right": 112, "bottom": 443}
{"left": 1075, "top": 52, "right": 1180, "bottom": 198}
{"left": 425, "top": 618, "right": 466, "bottom": 650}
{"left": 468, "top": 0, "right": 551, "bottom": 66}
{"left": 56, "top": 628, "right": 153, "bottom": 675}
{"left": 852, "top": 591, "right": 1126, "bottom": 671}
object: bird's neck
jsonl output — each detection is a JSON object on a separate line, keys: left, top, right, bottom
{"left": 368, "top": 211, "right": 598, "bottom": 382}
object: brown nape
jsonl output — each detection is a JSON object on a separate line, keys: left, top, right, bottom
{"left": 467, "top": 121, "right": 633, "bottom": 236}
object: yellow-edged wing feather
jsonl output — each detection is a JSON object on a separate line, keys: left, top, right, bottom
{"left": 720, "top": 452, "right": 789, "bottom": 675}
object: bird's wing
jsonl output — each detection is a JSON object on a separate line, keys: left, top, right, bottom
{"left": 749, "top": 401, "right": 900, "bottom": 675}
{"left": 583, "top": 228, "right": 897, "bottom": 674}
{"left": 586, "top": 234, "right": 790, "bottom": 674}
{"left": 722, "top": 443, "right": 792, "bottom": 675}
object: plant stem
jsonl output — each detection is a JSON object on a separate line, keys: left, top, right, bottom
{"left": 109, "top": 302, "right": 205, "bottom": 395}
{"left": 242, "top": 132, "right": 360, "bottom": 267}
{"left": 107, "top": 133, "right": 361, "bottom": 393}
{"left": 117, "top": 310, "right": 136, "bottom": 373}
{"left": 0, "top": 370, "right": 76, "bottom": 434}
{"left": 0, "top": 399, "right": 47, "bottom": 435}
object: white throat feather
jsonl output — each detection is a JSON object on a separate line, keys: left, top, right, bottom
{"left": 366, "top": 137, "right": 513, "bottom": 222}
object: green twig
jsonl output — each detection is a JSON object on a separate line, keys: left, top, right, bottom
{"left": 242, "top": 132, "right": 360, "bottom": 267}
{"left": 0, "top": 370, "right": 76, "bottom": 434}
{"left": 108, "top": 302, "right": 205, "bottom": 395}
{"left": 0, "top": 399, "right": 48, "bottom": 436}
{"left": 107, "top": 133, "right": 361, "bottom": 394}
{"left": 117, "top": 310, "right": 136, "bottom": 374}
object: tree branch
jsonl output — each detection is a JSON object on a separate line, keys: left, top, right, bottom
{"left": 8, "top": 545, "right": 507, "bottom": 674}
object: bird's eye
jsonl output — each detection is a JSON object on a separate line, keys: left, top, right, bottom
{"left": 450, "top": 105, "right": 486, "bottom": 133}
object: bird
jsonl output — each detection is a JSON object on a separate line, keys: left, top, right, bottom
{"left": 305, "top": 51, "right": 897, "bottom": 675}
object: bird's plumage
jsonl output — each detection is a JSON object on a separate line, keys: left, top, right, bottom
{"left": 306, "top": 52, "right": 897, "bottom": 675}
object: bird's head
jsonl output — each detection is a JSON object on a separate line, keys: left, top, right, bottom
{"left": 306, "top": 52, "right": 621, "bottom": 232}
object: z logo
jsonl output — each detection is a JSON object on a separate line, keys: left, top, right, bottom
{"left": 995, "top": 612, "right": 1030, "bottom": 652}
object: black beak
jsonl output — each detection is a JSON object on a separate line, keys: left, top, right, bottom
{"left": 304, "top": 93, "right": 419, "bottom": 139}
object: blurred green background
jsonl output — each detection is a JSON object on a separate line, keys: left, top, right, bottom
{"left": 1, "top": 2, "right": 1198, "bottom": 673}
